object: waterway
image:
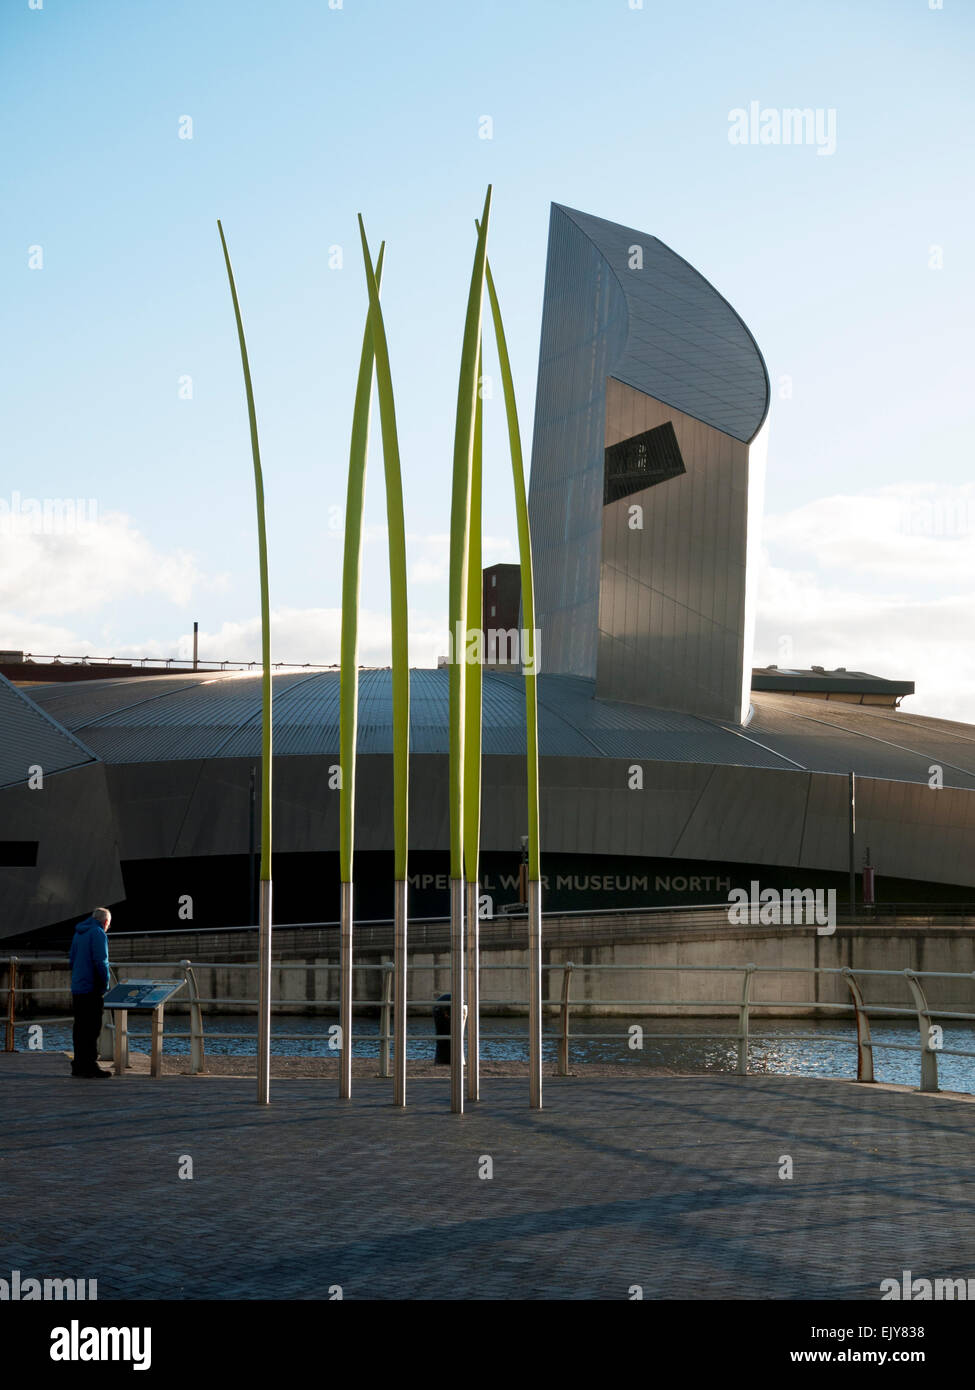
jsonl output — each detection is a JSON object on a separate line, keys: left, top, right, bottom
{"left": 20, "top": 1015, "right": 975, "bottom": 1093}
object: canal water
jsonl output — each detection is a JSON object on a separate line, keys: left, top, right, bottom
{"left": 19, "top": 1015, "right": 975, "bottom": 1093}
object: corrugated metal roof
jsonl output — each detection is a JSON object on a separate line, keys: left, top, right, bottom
{"left": 0, "top": 674, "right": 98, "bottom": 789}
{"left": 747, "top": 693, "right": 975, "bottom": 791}
{"left": 556, "top": 205, "right": 770, "bottom": 444}
{"left": 23, "top": 671, "right": 975, "bottom": 787}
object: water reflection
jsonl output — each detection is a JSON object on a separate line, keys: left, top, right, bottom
{"left": 23, "top": 1015, "right": 975, "bottom": 1093}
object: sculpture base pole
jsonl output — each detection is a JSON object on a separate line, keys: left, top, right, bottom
{"left": 340, "top": 880, "right": 353, "bottom": 1099}
{"left": 450, "top": 876, "right": 465, "bottom": 1113}
{"left": 528, "top": 878, "right": 542, "bottom": 1110}
{"left": 257, "top": 878, "right": 273, "bottom": 1105}
{"left": 393, "top": 877, "right": 407, "bottom": 1107}
{"left": 465, "top": 879, "right": 480, "bottom": 1102}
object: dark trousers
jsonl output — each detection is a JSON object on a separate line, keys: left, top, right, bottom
{"left": 72, "top": 992, "right": 104, "bottom": 1073}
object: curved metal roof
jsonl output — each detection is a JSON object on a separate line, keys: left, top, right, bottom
{"left": 23, "top": 670, "right": 975, "bottom": 791}
{"left": 0, "top": 674, "right": 98, "bottom": 790}
{"left": 555, "top": 204, "right": 770, "bottom": 444}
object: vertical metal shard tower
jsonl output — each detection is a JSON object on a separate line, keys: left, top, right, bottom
{"left": 528, "top": 204, "right": 770, "bottom": 724}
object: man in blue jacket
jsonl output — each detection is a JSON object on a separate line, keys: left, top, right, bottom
{"left": 69, "top": 908, "right": 112, "bottom": 1078}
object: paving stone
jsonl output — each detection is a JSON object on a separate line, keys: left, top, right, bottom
{"left": 2, "top": 1056, "right": 973, "bottom": 1300}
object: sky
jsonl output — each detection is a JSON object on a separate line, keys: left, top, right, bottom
{"left": 2, "top": 0, "right": 973, "bottom": 719}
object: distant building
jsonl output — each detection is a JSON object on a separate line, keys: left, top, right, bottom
{"left": 751, "top": 666, "right": 913, "bottom": 708}
{"left": 482, "top": 563, "right": 522, "bottom": 665}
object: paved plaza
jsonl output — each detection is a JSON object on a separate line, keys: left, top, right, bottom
{"left": 3, "top": 1052, "right": 974, "bottom": 1300}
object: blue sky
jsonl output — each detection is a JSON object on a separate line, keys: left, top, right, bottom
{"left": 3, "top": 0, "right": 974, "bottom": 716}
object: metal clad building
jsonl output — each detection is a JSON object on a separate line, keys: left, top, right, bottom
{"left": 528, "top": 204, "right": 770, "bottom": 721}
{"left": 2, "top": 205, "right": 973, "bottom": 939}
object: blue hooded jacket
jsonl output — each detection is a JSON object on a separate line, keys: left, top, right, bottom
{"left": 70, "top": 917, "right": 110, "bottom": 994}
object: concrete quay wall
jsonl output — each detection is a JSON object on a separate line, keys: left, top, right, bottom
{"left": 8, "top": 924, "right": 975, "bottom": 1020}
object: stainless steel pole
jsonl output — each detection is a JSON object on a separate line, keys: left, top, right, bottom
{"left": 248, "top": 766, "right": 256, "bottom": 926}
{"left": 848, "top": 771, "right": 856, "bottom": 916}
{"left": 393, "top": 877, "right": 407, "bottom": 1107}
{"left": 340, "top": 879, "right": 353, "bottom": 1099}
{"left": 528, "top": 877, "right": 542, "bottom": 1109}
{"left": 465, "top": 878, "right": 480, "bottom": 1101}
{"left": 257, "top": 879, "right": 272, "bottom": 1104}
{"left": 450, "top": 876, "right": 465, "bottom": 1113}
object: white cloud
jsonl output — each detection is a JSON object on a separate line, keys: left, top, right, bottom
{"left": 0, "top": 508, "right": 204, "bottom": 616}
{"left": 0, "top": 613, "right": 97, "bottom": 658}
{"left": 164, "top": 606, "right": 447, "bottom": 669}
{"left": 762, "top": 483, "right": 975, "bottom": 585}
{"left": 756, "top": 482, "right": 975, "bottom": 723}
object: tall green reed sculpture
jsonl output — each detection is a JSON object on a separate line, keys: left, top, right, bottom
{"left": 485, "top": 256, "right": 542, "bottom": 1109}
{"left": 447, "top": 187, "right": 492, "bottom": 1113}
{"left": 463, "top": 337, "right": 484, "bottom": 1102}
{"left": 217, "top": 220, "right": 274, "bottom": 1105}
{"left": 338, "top": 221, "right": 410, "bottom": 1104}
{"left": 339, "top": 240, "right": 383, "bottom": 1100}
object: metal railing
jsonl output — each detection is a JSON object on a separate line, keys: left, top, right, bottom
{"left": 97, "top": 902, "right": 975, "bottom": 967}
{"left": 8, "top": 653, "right": 341, "bottom": 672}
{"left": 4, "top": 956, "right": 975, "bottom": 1094}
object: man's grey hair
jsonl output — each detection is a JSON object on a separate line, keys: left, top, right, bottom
{"left": 92, "top": 907, "right": 111, "bottom": 924}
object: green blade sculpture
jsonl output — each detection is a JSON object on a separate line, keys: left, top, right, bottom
{"left": 217, "top": 220, "right": 274, "bottom": 1106}
{"left": 448, "top": 185, "right": 492, "bottom": 1114}
{"left": 463, "top": 335, "right": 484, "bottom": 1100}
{"left": 338, "top": 241, "right": 385, "bottom": 1101}
{"left": 485, "top": 254, "right": 542, "bottom": 1109}
{"left": 351, "top": 217, "right": 410, "bottom": 1106}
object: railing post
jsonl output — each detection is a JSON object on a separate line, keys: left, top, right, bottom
{"left": 843, "top": 967, "right": 874, "bottom": 1082}
{"left": 114, "top": 1009, "right": 129, "bottom": 1074}
{"left": 736, "top": 964, "right": 756, "bottom": 1075}
{"left": 4, "top": 958, "right": 17, "bottom": 1052}
{"left": 558, "top": 962, "right": 574, "bottom": 1076}
{"left": 181, "top": 960, "right": 205, "bottom": 1075}
{"left": 150, "top": 1005, "right": 165, "bottom": 1079}
{"left": 379, "top": 958, "right": 393, "bottom": 1079}
{"left": 99, "top": 964, "right": 118, "bottom": 1062}
{"left": 903, "top": 969, "right": 939, "bottom": 1093}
